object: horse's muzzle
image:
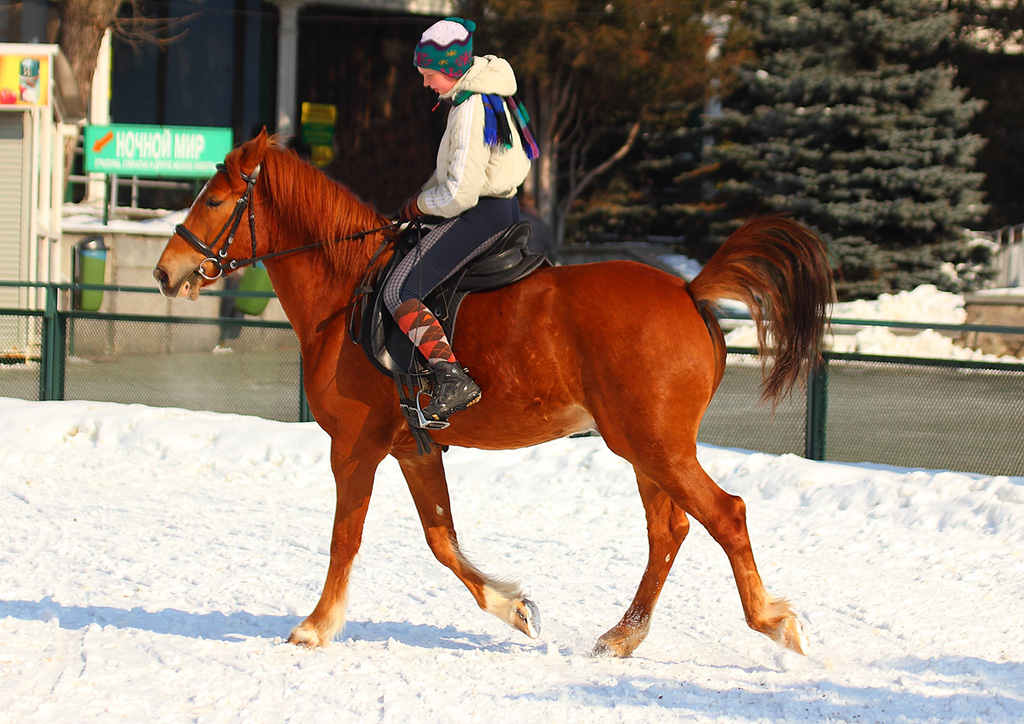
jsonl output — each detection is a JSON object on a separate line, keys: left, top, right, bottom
{"left": 153, "top": 264, "right": 202, "bottom": 300}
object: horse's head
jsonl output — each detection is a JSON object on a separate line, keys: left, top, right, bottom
{"left": 153, "top": 129, "right": 269, "bottom": 299}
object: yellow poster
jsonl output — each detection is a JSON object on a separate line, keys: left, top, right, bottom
{"left": 0, "top": 54, "right": 49, "bottom": 108}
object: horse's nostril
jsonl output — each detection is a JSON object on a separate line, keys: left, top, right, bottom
{"left": 154, "top": 268, "right": 169, "bottom": 286}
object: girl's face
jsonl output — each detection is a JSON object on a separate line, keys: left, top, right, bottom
{"left": 418, "top": 67, "right": 459, "bottom": 95}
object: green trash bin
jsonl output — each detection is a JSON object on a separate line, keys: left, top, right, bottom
{"left": 74, "top": 236, "right": 107, "bottom": 312}
{"left": 232, "top": 262, "right": 273, "bottom": 316}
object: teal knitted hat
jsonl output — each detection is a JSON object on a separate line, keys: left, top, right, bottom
{"left": 413, "top": 17, "right": 475, "bottom": 78}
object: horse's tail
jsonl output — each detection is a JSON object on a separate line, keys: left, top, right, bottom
{"left": 688, "top": 215, "right": 835, "bottom": 405}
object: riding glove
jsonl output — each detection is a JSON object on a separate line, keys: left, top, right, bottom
{"left": 400, "top": 195, "right": 424, "bottom": 223}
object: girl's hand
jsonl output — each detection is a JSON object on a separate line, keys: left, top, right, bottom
{"left": 400, "top": 196, "right": 424, "bottom": 223}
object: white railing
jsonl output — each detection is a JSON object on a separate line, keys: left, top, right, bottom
{"left": 991, "top": 223, "right": 1024, "bottom": 288}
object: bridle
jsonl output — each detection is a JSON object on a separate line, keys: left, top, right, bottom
{"left": 174, "top": 161, "right": 400, "bottom": 281}
{"left": 174, "top": 163, "right": 260, "bottom": 281}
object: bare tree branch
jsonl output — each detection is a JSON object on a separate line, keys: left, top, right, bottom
{"left": 560, "top": 120, "right": 641, "bottom": 216}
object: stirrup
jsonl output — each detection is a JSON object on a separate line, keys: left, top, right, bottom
{"left": 406, "top": 388, "right": 450, "bottom": 430}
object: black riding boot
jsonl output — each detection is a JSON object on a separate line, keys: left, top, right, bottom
{"left": 423, "top": 361, "right": 482, "bottom": 421}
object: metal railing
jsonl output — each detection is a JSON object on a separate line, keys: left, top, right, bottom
{"left": 0, "top": 281, "right": 311, "bottom": 423}
{"left": 2, "top": 282, "right": 1022, "bottom": 476}
{"left": 984, "top": 223, "right": 1024, "bottom": 288}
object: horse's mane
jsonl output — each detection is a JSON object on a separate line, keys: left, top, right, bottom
{"left": 228, "top": 137, "right": 393, "bottom": 275}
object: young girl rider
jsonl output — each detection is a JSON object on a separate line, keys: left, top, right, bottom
{"left": 383, "top": 17, "right": 535, "bottom": 424}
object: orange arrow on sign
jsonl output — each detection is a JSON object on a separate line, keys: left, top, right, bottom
{"left": 92, "top": 130, "right": 114, "bottom": 153}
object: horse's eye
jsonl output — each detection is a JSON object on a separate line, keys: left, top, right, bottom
{"left": 206, "top": 198, "right": 223, "bottom": 209}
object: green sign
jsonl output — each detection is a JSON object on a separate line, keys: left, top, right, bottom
{"left": 301, "top": 102, "right": 336, "bottom": 167}
{"left": 83, "top": 124, "right": 233, "bottom": 178}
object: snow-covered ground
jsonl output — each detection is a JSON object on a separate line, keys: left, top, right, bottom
{"left": 1, "top": 395, "right": 1022, "bottom": 723}
{"left": 5, "top": 216, "right": 1023, "bottom": 720}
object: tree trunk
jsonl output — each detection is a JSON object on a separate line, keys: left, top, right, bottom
{"left": 555, "top": 120, "right": 641, "bottom": 245}
{"left": 533, "top": 76, "right": 566, "bottom": 248}
{"left": 56, "top": 0, "right": 125, "bottom": 197}
{"left": 58, "top": 0, "right": 124, "bottom": 105}
{"left": 530, "top": 73, "right": 642, "bottom": 249}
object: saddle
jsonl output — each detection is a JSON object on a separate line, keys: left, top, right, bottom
{"left": 349, "top": 221, "right": 549, "bottom": 450}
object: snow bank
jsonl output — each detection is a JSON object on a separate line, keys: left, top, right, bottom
{"left": 1, "top": 398, "right": 1022, "bottom": 723}
{"left": 725, "top": 284, "right": 1023, "bottom": 361}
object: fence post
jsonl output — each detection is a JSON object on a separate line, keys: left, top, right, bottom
{"left": 38, "top": 284, "right": 66, "bottom": 401}
{"left": 299, "top": 358, "right": 313, "bottom": 422}
{"left": 804, "top": 357, "right": 828, "bottom": 460}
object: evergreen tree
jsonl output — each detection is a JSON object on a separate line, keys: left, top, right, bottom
{"left": 567, "top": 102, "right": 709, "bottom": 248}
{"left": 702, "top": 0, "right": 988, "bottom": 300}
{"left": 943, "top": 0, "right": 1024, "bottom": 228}
{"left": 945, "top": 0, "right": 1024, "bottom": 50}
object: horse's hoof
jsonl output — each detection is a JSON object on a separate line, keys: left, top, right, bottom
{"left": 287, "top": 624, "right": 324, "bottom": 648}
{"left": 771, "top": 614, "right": 806, "bottom": 655}
{"left": 591, "top": 633, "right": 634, "bottom": 658}
{"left": 512, "top": 597, "right": 541, "bottom": 639}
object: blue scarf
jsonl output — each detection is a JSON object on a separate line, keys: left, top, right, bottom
{"left": 457, "top": 92, "right": 539, "bottom": 160}
{"left": 481, "top": 94, "right": 512, "bottom": 149}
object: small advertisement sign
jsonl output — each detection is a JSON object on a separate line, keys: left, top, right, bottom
{"left": 83, "top": 124, "right": 233, "bottom": 178}
{"left": 301, "top": 102, "right": 336, "bottom": 167}
{"left": 0, "top": 53, "right": 49, "bottom": 108}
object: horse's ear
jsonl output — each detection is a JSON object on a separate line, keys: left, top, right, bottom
{"left": 238, "top": 128, "right": 268, "bottom": 176}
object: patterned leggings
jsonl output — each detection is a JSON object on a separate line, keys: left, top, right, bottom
{"left": 384, "top": 197, "right": 520, "bottom": 365}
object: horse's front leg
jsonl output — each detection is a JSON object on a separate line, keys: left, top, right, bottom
{"left": 395, "top": 446, "right": 540, "bottom": 639}
{"left": 288, "top": 439, "right": 385, "bottom": 648}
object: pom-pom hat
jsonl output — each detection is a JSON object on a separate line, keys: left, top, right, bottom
{"left": 414, "top": 16, "right": 475, "bottom": 78}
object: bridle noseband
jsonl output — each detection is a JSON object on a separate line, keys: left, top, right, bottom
{"left": 174, "top": 162, "right": 260, "bottom": 281}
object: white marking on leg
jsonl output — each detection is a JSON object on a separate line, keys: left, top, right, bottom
{"left": 766, "top": 596, "right": 806, "bottom": 654}
{"left": 482, "top": 580, "right": 522, "bottom": 623}
{"left": 451, "top": 546, "right": 540, "bottom": 638}
{"left": 482, "top": 582, "right": 540, "bottom": 638}
{"left": 288, "top": 592, "right": 348, "bottom": 648}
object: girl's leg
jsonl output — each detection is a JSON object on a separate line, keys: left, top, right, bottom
{"left": 383, "top": 198, "right": 519, "bottom": 421}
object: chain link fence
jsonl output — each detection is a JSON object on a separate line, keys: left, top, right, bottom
{"left": 0, "top": 283, "right": 308, "bottom": 423}
{"left": 63, "top": 318, "right": 304, "bottom": 421}
{"left": 0, "top": 314, "right": 43, "bottom": 402}
{"left": 2, "top": 283, "right": 1022, "bottom": 476}
{"left": 699, "top": 353, "right": 1024, "bottom": 476}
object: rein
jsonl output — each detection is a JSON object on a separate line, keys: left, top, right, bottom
{"left": 174, "top": 162, "right": 400, "bottom": 280}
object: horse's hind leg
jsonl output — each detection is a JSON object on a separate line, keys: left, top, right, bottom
{"left": 655, "top": 455, "right": 805, "bottom": 654}
{"left": 594, "top": 469, "right": 690, "bottom": 658}
{"left": 395, "top": 448, "right": 540, "bottom": 639}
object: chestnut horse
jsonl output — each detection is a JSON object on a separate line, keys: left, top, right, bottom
{"left": 154, "top": 130, "right": 833, "bottom": 657}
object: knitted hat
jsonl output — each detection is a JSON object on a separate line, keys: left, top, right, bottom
{"left": 413, "top": 17, "right": 475, "bottom": 78}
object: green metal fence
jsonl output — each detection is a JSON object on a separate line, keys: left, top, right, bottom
{"left": 2, "top": 281, "right": 1022, "bottom": 476}
{"left": 0, "top": 281, "right": 309, "bottom": 423}
{"left": 699, "top": 351, "right": 1024, "bottom": 476}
